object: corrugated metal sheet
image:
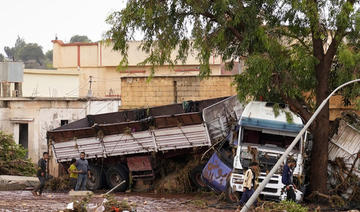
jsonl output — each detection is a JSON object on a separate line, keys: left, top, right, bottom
{"left": 52, "top": 123, "right": 211, "bottom": 162}
{"left": 329, "top": 120, "right": 360, "bottom": 177}
{"left": 0, "top": 62, "right": 24, "bottom": 82}
{"left": 154, "top": 124, "right": 210, "bottom": 151}
{"left": 203, "top": 96, "right": 244, "bottom": 143}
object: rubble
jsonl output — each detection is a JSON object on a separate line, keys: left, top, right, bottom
{"left": 0, "top": 175, "right": 39, "bottom": 190}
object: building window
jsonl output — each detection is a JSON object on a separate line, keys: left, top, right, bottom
{"left": 61, "top": 120, "right": 69, "bottom": 126}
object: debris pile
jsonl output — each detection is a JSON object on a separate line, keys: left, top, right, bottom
{"left": 46, "top": 176, "right": 71, "bottom": 192}
{"left": 0, "top": 131, "right": 36, "bottom": 176}
{"left": 103, "top": 195, "right": 136, "bottom": 212}
{"left": 62, "top": 194, "right": 136, "bottom": 212}
{"left": 154, "top": 155, "right": 202, "bottom": 193}
{"left": 310, "top": 112, "right": 360, "bottom": 209}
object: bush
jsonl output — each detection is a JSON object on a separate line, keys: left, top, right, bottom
{"left": 0, "top": 131, "right": 36, "bottom": 176}
{"left": 255, "top": 201, "right": 308, "bottom": 212}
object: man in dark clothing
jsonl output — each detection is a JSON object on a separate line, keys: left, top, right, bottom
{"left": 75, "top": 152, "right": 91, "bottom": 191}
{"left": 32, "top": 152, "right": 49, "bottom": 196}
{"left": 282, "top": 159, "right": 296, "bottom": 201}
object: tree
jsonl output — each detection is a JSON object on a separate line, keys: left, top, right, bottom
{"left": 18, "top": 43, "right": 45, "bottom": 66}
{"left": 0, "top": 54, "right": 4, "bottom": 62}
{"left": 4, "top": 36, "right": 26, "bottom": 60}
{"left": 70, "top": 35, "right": 92, "bottom": 43}
{"left": 105, "top": 0, "right": 360, "bottom": 195}
{"left": 45, "top": 50, "right": 53, "bottom": 61}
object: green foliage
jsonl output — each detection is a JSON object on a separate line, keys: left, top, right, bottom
{"left": 256, "top": 201, "right": 308, "bottom": 212}
{"left": 3, "top": 36, "right": 47, "bottom": 68}
{"left": 0, "top": 53, "right": 4, "bottom": 62}
{"left": 4, "top": 36, "right": 26, "bottom": 60}
{"left": 45, "top": 50, "right": 53, "bottom": 61}
{"left": 106, "top": 0, "right": 360, "bottom": 107}
{"left": 0, "top": 131, "right": 36, "bottom": 176}
{"left": 18, "top": 43, "right": 45, "bottom": 65}
{"left": 70, "top": 35, "right": 92, "bottom": 43}
{"left": 103, "top": 194, "right": 135, "bottom": 211}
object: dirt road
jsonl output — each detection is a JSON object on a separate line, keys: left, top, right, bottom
{"left": 0, "top": 191, "right": 237, "bottom": 212}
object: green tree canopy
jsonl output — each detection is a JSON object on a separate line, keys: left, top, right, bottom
{"left": 0, "top": 53, "right": 4, "bottom": 62}
{"left": 18, "top": 43, "right": 45, "bottom": 65}
{"left": 70, "top": 35, "right": 92, "bottom": 43}
{"left": 4, "top": 36, "right": 26, "bottom": 60}
{"left": 106, "top": 0, "right": 360, "bottom": 195}
{"left": 3, "top": 37, "right": 47, "bottom": 68}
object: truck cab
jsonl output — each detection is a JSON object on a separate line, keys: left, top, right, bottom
{"left": 230, "top": 101, "right": 307, "bottom": 201}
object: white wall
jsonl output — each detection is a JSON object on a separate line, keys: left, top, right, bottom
{"left": 22, "top": 69, "right": 79, "bottom": 97}
{"left": 87, "top": 100, "right": 121, "bottom": 115}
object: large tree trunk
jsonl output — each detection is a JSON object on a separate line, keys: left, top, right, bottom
{"left": 309, "top": 62, "right": 330, "bottom": 194}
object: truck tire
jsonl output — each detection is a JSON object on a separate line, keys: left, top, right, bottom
{"left": 106, "top": 165, "right": 128, "bottom": 192}
{"left": 225, "top": 185, "right": 239, "bottom": 203}
{"left": 189, "top": 164, "right": 208, "bottom": 189}
{"left": 86, "top": 165, "right": 102, "bottom": 191}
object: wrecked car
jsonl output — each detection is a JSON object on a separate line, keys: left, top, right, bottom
{"left": 201, "top": 101, "right": 309, "bottom": 202}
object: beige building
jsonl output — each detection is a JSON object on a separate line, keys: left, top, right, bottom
{"left": 22, "top": 69, "right": 79, "bottom": 97}
{"left": 52, "top": 40, "right": 242, "bottom": 99}
{"left": 0, "top": 97, "right": 120, "bottom": 163}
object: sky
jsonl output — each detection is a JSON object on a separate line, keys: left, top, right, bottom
{"left": 0, "top": 0, "right": 127, "bottom": 56}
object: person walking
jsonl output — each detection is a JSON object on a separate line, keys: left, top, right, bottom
{"left": 239, "top": 161, "right": 258, "bottom": 206}
{"left": 68, "top": 158, "right": 79, "bottom": 191}
{"left": 75, "top": 152, "right": 91, "bottom": 191}
{"left": 282, "top": 158, "right": 296, "bottom": 201}
{"left": 32, "top": 152, "right": 49, "bottom": 196}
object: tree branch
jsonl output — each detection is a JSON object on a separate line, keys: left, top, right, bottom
{"left": 325, "top": 0, "right": 356, "bottom": 64}
{"left": 281, "top": 95, "right": 314, "bottom": 130}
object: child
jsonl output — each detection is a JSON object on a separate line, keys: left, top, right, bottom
{"left": 68, "top": 158, "right": 79, "bottom": 191}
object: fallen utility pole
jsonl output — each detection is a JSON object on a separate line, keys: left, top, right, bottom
{"left": 241, "top": 79, "right": 360, "bottom": 212}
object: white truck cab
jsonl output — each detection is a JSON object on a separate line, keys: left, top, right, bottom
{"left": 230, "top": 101, "right": 307, "bottom": 202}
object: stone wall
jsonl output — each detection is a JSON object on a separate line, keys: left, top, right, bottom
{"left": 120, "top": 76, "right": 236, "bottom": 109}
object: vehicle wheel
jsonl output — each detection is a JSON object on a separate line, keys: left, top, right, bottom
{"left": 225, "top": 185, "right": 239, "bottom": 203}
{"left": 106, "top": 165, "right": 129, "bottom": 192}
{"left": 189, "top": 164, "right": 208, "bottom": 189}
{"left": 86, "top": 165, "right": 102, "bottom": 191}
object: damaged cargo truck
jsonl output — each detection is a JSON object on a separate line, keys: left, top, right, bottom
{"left": 48, "top": 96, "right": 308, "bottom": 201}
{"left": 47, "top": 97, "right": 227, "bottom": 191}
{"left": 201, "top": 101, "right": 308, "bottom": 202}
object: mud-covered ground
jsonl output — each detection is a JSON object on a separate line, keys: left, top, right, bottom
{"left": 0, "top": 191, "right": 237, "bottom": 212}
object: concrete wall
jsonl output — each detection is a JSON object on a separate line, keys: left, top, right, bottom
{"left": 22, "top": 69, "right": 79, "bottom": 97}
{"left": 0, "top": 98, "right": 120, "bottom": 164}
{"left": 120, "top": 76, "right": 237, "bottom": 109}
